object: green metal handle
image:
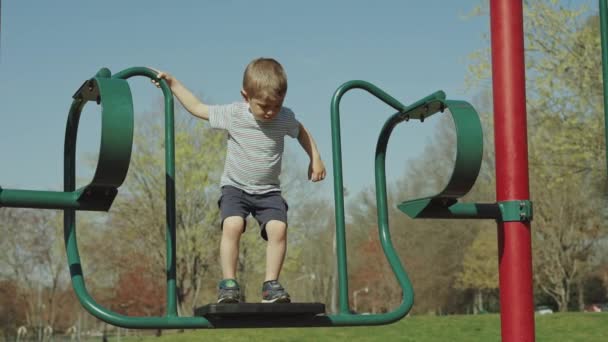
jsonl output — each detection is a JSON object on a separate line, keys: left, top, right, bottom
{"left": 1, "top": 69, "right": 134, "bottom": 211}
{"left": 397, "top": 100, "right": 485, "bottom": 219}
{"left": 62, "top": 67, "right": 209, "bottom": 328}
{"left": 394, "top": 99, "right": 535, "bottom": 223}
{"left": 328, "top": 80, "right": 420, "bottom": 325}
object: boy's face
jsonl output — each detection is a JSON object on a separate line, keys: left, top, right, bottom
{"left": 241, "top": 90, "right": 284, "bottom": 122}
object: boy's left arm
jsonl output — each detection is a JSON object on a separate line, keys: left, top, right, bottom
{"left": 297, "top": 123, "right": 326, "bottom": 182}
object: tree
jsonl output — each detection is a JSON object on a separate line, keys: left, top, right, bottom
{"left": 0, "top": 279, "right": 26, "bottom": 339}
{"left": 111, "top": 252, "right": 165, "bottom": 317}
{"left": 532, "top": 179, "right": 603, "bottom": 311}
{"left": 0, "top": 208, "right": 69, "bottom": 330}
{"left": 454, "top": 227, "right": 498, "bottom": 313}
{"left": 284, "top": 195, "right": 336, "bottom": 308}
{"left": 350, "top": 230, "right": 401, "bottom": 313}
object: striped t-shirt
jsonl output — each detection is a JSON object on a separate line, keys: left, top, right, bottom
{"left": 208, "top": 102, "right": 300, "bottom": 194}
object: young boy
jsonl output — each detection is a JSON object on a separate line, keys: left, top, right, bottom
{"left": 152, "top": 58, "right": 326, "bottom": 303}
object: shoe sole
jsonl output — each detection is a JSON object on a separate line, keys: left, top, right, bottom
{"left": 217, "top": 298, "right": 240, "bottom": 304}
{"left": 262, "top": 297, "right": 291, "bottom": 303}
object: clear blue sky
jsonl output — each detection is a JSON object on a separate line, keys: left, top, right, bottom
{"left": 1, "top": 0, "right": 490, "bottom": 194}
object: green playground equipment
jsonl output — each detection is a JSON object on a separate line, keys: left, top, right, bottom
{"left": 0, "top": 67, "right": 496, "bottom": 329}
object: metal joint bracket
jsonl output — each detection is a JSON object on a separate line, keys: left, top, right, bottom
{"left": 497, "top": 200, "right": 533, "bottom": 222}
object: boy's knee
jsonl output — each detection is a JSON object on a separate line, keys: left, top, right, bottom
{"left": 264, "top": 220, "right": 287, "bottom": 241}
{"left": 222, "top": 216, "right": 245, "bottom": 236}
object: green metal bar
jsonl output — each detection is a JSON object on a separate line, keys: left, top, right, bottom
{"left": 62, "top": 67, "right": 204, "bottom": 328}
{"left": 64, "top": 212, "right": 210, "bottom": 328}
{"left": 600, "top": 0, "right": 608, "bottom": 174}
{"left": 446, "top": 203, "right": 499, "bottom": 219}
{"left": 1, "top": 99, "right": 82, "bottom": 211}
{"left": 399, "top": 198, "right": 500, "bottom": 219}
{"left": 329, "top": 80, "right": 422, "bottom": 322}
{"left": 373, "top": 111, "right": 415, "bottom": 319}
{"left": 330, "top": 80, "right": 407, "bottom": 314}
{"left": 0, "top": 189, "right": 79, "bottom": 209}
{"left": 440, "top": 100, "right": 484, "bottom": 197}
{"left": 113, "top": 67, "right": 179, "bottom": 318}
{"left": 397, "top": 98, "right": 485, "bottom": 219}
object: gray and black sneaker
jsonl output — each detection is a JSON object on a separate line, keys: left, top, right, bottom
{"left": 217, "top": 279, "right": 241, "bottom": 303}
{"left": 262, "top": 280, "right": 291, "bottom": 303}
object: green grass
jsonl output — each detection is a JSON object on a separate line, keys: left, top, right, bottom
{"left": 123, "top": 313, "right": 608, "bottom": 342}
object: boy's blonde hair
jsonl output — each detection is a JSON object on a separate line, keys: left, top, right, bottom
{"left": 242, "top": 58, "right": 287, "bottom": 101}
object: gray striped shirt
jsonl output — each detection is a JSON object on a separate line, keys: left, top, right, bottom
{"left": 209, "top": 102, "right": 300, "bottom": 194}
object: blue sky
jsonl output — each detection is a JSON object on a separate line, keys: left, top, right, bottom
{"left": 0, "top": 0, "right": 491, "bottom": 195}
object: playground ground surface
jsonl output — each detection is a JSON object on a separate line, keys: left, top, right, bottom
{"left": 116, "top": 312, "right": 608, "bottom": 342}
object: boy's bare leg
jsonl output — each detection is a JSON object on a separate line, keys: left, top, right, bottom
{"left": 220, "top": 216, "right": 245, "bottom": 279}
{"left": 264, "top": 220, "right": 287, "bottom": 281}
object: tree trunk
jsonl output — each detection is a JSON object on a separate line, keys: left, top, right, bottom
{"left": 558, "top": 285, "right": 570, "bottom": 312}
{"left": 477, "top": 290, "right": 484, "bottom": 313}
{"left": 577, "top": 278, "right": 584, "bottom": 312}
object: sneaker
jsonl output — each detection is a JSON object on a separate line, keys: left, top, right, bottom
{"left": 262, "top": 280, "right": 291, "bottom": 303}
{"left": 217, "top": 279, "right": 241, "bottom": 303}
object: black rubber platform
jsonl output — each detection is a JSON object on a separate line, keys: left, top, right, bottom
{"left": 195, "top": 302, "right": 325, "bottom": 318}
{"left": 194, "top": 302, "right": 329, "bottom": 328}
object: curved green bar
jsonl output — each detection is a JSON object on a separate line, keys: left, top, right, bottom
{"left": 63, "top": 67, "right": 212, "bottom": 328}
{"left": 112, "top": 67, "right": 179, "bottom": 319}
{"left": 327, "top": 80, "right": 421, "bottom": 325}
{"left": 85, "top": 77, "right": 134, "bottom": 188}
{"left": 1, "top": 73, "right": 134, "bottom": 211}
{"left": 397, "top": 100, "right": 485, "bottom": 219}
{"left": 73, "top": 75, "right": 134, "bottom": 210}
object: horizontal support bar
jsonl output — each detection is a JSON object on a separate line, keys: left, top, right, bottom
{"left": 0, "top": 189, "right": 79, "bottom": 210}
{"left": 398, "top": 199, "right": 533, "bottom": 222}
{"left": 423, "top": 202, "right": 500, "bottom": 219}
{"left": 398, "top": 199, "right": 500, "bottom": 220}
{"left": 0, "top": 188, "right": 109, "bottom": 211}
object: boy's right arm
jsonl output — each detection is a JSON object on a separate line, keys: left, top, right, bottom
{"left": 153, "top": 71, "right": 209, "bottom": 120}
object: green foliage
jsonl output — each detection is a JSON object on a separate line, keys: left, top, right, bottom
{"left": 454, "top": 228, "right": 498, "bottom": 291}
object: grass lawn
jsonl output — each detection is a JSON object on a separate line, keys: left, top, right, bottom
{"left": 121, "top": 312, "right": 608, "bottom": 342}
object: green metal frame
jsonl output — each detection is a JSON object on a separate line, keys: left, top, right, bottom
{"left": 394, "top": 95, "right": 533, "bottom": 223}
{"left": 396, "top": 97, "right": 485, "bottom": 219}
{"left": 2, "top": 70, "right": 423, "bottom": 328}
{"left": 329, "top": 80, "right": 534, "bottom": 330}
{"left": 328, "top": 80, "right": 494, "bottom": 324}
{"left": 1, "top": 70, "right": 532, "bottom": 328}
{"left": 0, "top": 70, "right": 134, "bottom": 211}
{"left": 330, "top": 80, "right": 418, "bottom": 324}
{"left": 61, "top": 67, "right": 208, "bottom": 328}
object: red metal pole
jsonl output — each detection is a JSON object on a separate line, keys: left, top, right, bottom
{"left": 489, "top": 1, "right": 535, "bottom": 341}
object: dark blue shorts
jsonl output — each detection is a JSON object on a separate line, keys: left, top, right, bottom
{"left": 218, "top": 185, "right": 288, "bottom": 241}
